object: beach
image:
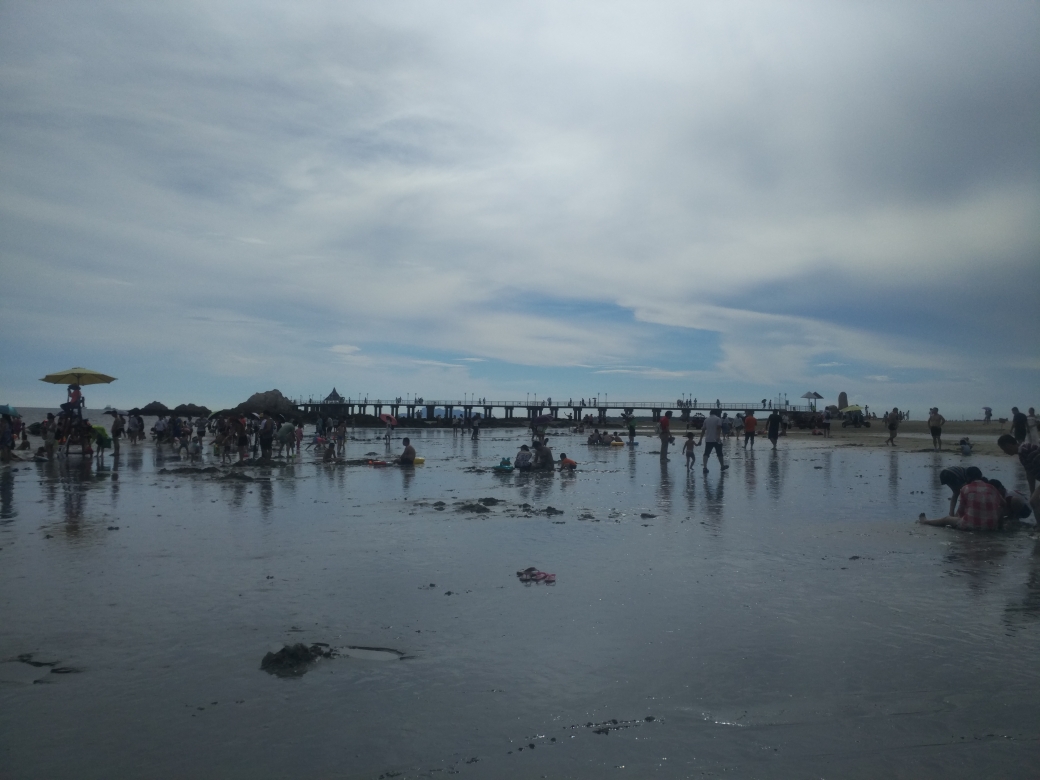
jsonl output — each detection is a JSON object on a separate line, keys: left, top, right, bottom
{"left": 1, "top": 418, "right": 1038, "bottom": 778}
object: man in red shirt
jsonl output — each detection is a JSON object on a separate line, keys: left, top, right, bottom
{"left": 743, "top": 411, "right": 757, "bottom": 449}
{"left": 659, "top": 410, "right": 673, "bottom": 460}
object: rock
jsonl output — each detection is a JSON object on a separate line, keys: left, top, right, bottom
{"left": 478, "top": 497, "right": 500, "bottom": 506}
{"left": 640, "top": 513, "right": 657, "bottom": 519}
{"left": 260, "top": 643, "right": 335, "bottom": 677}
{"left": 139, "top": 401, "right": 170, "bottom": 416}
{"left": 458, "top": 502, "right": 491, "bottom": 513}
{"left": 171, "top": 403, "right": 211, "bottom": 417}
{"left": 544, "top": 506, "right": 564, "bottom": 516}
{"left": 235, "top": 389, "right": 297, "bottom": 417}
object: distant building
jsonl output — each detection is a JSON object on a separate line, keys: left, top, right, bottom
{"left": 324, "top": 388, "right": 344, "bottom": 403}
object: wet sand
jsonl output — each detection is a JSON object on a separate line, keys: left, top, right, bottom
{"left": 1, "top": 419, "right": 1038, "bottom": 778}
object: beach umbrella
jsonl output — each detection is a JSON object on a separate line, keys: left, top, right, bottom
{"left": 839, "top": 405, "right": 862, "bottom": 413}
{"left": 379, "top": 413, "right": 397, "bottom": 426}
{"left": 0, "top": 404, "right": 20, "bottom": 417}
{"left": 800, "top": 392, "right": 816, "bottom": 399}
{"left": 40, "top": 367, "right": 117, "bottom": 386}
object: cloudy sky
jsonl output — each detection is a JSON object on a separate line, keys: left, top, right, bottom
{"left": 1, "top": 1, "right": 1037, "bottom": 417}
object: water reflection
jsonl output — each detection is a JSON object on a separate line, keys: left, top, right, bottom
{"left": 258, "top": 479, "right": 274, "bottom": 516}
{"left": 656, "top": 460, "right": 672, "bottom": 514}
{"left": 942, "top": 534, "right": 1008, "bottom": 594}
{"left": 703, "top": 472, "right": 725, "bottom": 526}
{"left": 888, "top": 450, "right": 900, "bottom": 505}
{"left": 744, "top": 450, "right": 756, "bottom": 497}
{"left": 1004, "top": 538, "right": 1040, "bottom": 627}
{"left": 768, "top": 450, "right": 782, "bottom": 501}
{"left": 1, "top": 468, "right": 15, "bottom": 520}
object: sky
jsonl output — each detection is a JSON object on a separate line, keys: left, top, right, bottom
{"left": 1, "top": 1, "right": 1037, "bottom": 419}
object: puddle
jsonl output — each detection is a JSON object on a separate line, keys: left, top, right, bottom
{"left": 344, "top": 646, "right": 407, "bottom": 662}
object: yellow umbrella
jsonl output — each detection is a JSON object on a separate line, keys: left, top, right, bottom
{"left": 839, "top": 405, "right": 862, "bottom": 413}
{"left": 40, "top": 367, "right": 117, "bottom": 385}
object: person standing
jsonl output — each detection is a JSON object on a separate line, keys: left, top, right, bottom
{"left": 743, "top": 410, "right": 757, "bottom": 449}
{"left": 821, "top": 408, "right": 831, "bottom": 438}
{"left": 927, "top": 408, "right": 946, "bottom": 451}
{"left": 998, "top": 434, "right": 1040, "bottom": 521}
{"left": 766, "top": 409, "right": 782, "bottom": 449}
{"left": 1028, "top": 407, "right": 1039, "bottom": 446}
{"left": 111, "top": 413, "right": 125, "bottom": 456}
{"left": 1011, "top": 407, "right": 1029, "bottom": 444}
{"left": 885, "top": 407, "right": 900, "bottom": 446}
{"left": 697, "top": 409, "right": 728, "bottom": 473}
{"left": 659, "top": 410, "right": 673, "bottom": 460}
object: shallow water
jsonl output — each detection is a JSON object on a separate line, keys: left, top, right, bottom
{"left": 1, "top": 426, "right": 1038, "bottom": 778}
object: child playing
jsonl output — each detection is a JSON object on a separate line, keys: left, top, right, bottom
{"left": 682, "top": 432, "right": 697, "bottom": 470}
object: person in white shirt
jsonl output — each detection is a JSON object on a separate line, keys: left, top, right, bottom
{"left": 696, "top": 409, "right": 729, "bottom": 474}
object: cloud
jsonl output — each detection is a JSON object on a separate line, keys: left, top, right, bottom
{"left": 0, "top": 1, "right": 1036, "bottom": 418}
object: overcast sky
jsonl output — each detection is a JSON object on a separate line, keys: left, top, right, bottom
{"left": 1, "top": 1, "right": 1037, "bottom": 417}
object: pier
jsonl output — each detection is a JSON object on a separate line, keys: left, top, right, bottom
{"left": 294, "top": 395, "right": 815, "bottom": 423}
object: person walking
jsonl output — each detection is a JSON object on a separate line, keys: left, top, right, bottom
{"left": 111, "top": 413, "right": 125, "bottom": 456}
{"left": 1011, "top": 407, "right": 1029, "bottom": 444}
{"left": 766, "top": 408, "right": 782, "bottom": 449}
{"left": 885, "top": 407, "right": 900, "bottom": 445}
{"left": 697, "top": 409, "right": 728, "bottom": 473}
{"left": 743, "top": 410, "right": 757, "bottom": 449}
{"left": 927, "top": 407, "right": 946, "bottom": 451}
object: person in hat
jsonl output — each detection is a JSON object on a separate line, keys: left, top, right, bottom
{"left": 927, "top": 408, "right": 946, "bottom": 451}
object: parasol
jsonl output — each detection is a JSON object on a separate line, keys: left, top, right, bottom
{"left": 0, "top": 404, "right": 20, "bottom": 417}
{"left": 839, "top": 405, "right": 862, "bottom": 413}
{"left": 379, "top": 413, "right": 397, "bottom": 426}
{"left": 40, "top": 367, "right": 116, "bottom": 386}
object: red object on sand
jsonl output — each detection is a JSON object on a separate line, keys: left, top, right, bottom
{"left": 379, "top": 414, "right": 397, "bottom": 426}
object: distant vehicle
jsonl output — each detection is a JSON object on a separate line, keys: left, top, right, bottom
{"left": 841, "top": 411, "right": 871, "bottom": 428}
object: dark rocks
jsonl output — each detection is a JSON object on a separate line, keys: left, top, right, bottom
{"left": 260, "top": 643, "right": 336, "bottom": 677}
{"left": 234, "top": 389, "right": 297, "bottom": 417}
{"left": 544, "top": 506, "right": 564, "bottom": 516}
{"left": 478, "top": 497, "right": 500, "bottom": 506}
{"left": 458, "top": 502, "right": 491, "bottom": 514}
{"left": 640, "top": 513, "right": 657, "bottom": 519}
{"left": 139, "top": 401, "right": 170, "bottom": 416}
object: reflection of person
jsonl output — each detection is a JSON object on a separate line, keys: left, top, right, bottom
{"left": 397, "top": 437, "right": 416, "bottom": 465}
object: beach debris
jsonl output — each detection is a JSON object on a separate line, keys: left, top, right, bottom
{"left": 640, "top": 512, "right": 657, "bottom": 519}
{"left": 260, "top": 643, "right": 337, "bottom": 677}
{"left": 478, "top": 497, "right": 501, "bottom": 506}
{"left": 344, "top": 646, "right": 407, "bottom": 661}
{"left": 517, "top": 567, "right": 556, "bottom": 584}
{"left": 544, "top": 506, "right": 563, "bottom": 516}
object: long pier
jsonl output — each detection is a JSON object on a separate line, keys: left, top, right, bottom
{"left": 294, "top": 397, "right": 814, "bottom": 423}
